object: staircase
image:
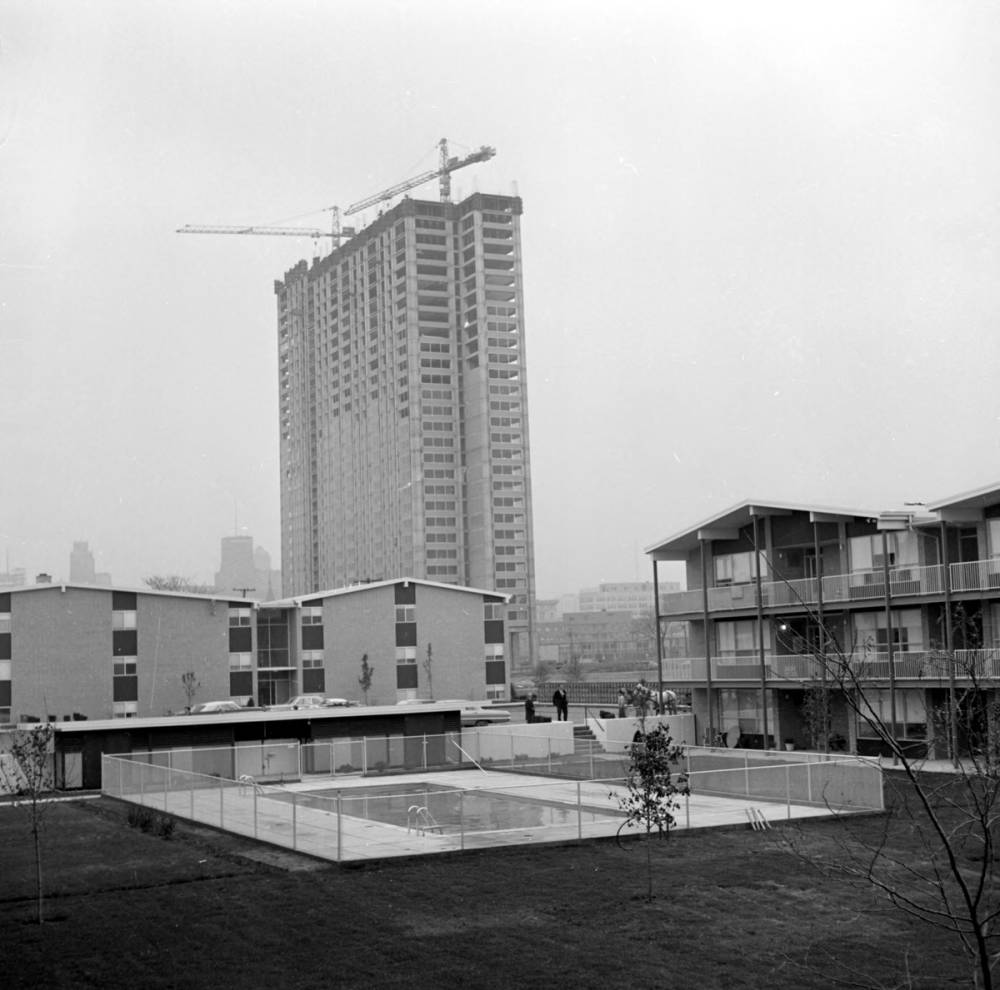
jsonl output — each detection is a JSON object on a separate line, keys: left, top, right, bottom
{"left": 573, "top": 722, "right": 606, "bottom": 755}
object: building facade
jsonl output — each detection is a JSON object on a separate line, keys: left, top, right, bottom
{"left": 0, "top": 578, "right": 507, "bottom": 724}
{"left": 274, "top": 194, "right": 535, "bottom": 665}
{"left": 0, "top": 584, "right": 233, "bottom": 723}
{"left": 578, "top": 581, "right": 680, "bottom": 617}
{"left": 260, "top": 579, "right": 508, "bottom": 706}
{"left": 646, "top": 485, "right": 1000, "bottom": 756}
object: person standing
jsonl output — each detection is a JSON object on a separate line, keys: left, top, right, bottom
{"left": 552, "top": 685, "right": 568, "bottom": 721}
{"left": 617, "top": 689, "right": 627, "bottom": 718}
{"left": 525, "top": 693, "right": 536, "bottom": 724}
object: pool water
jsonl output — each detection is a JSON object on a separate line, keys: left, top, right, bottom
{"left": 296, "top": 782, "right": 624, "bottom": 834}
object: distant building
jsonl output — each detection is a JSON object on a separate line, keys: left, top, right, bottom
{"left": 215, "top": 536, "right": 281, "bottom": 599}
{"left": 69, "top": 541, "right": 96, "bottom": 584}
{"left": 0, "top": 566, "right": 26, "bottom": 588}
{"left": 578, "top": 580, "right": 682, "bottom": 618}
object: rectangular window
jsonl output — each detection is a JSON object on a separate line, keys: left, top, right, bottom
{"left": 112, "top": 610, "right": 136, "bottom": 631}
{"left": 112, "top": 701, "right": 138, "bottom": 719}
{"left": 229, "top": 653, "right": 252, "bottom": 672}
{"left": 301, "top": 650, "right": 324, "bottom": 668}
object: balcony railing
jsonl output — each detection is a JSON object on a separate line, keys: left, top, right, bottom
{"left": 659, "top": 559, "right": 1000, "bottom": 616}
{"left": 654, "top": 648, "right": 1000, "bottom": 683}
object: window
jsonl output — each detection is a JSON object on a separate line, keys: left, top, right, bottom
{"left": 301, "top": 606, "right": 323, "bottom": 625}
{"left": 484, "top": 602, "right": 503, "bottom": 621}
{"left": 112, "top": 701, "right": 138, "bottom": 719}
{"left": 302, "top": 650, "right": 324, "bottom": 668}
{"left": 229, "top": 653, "right": 252, "bottom": 672}
{"left": 113, "top": 656, "right": 137, "bottom": 677}
{"left": 112, "top": 609, "right": 136, "bottom": 631}
{"left": 396, "top": 605, "right": 415, "bottom": 623}
{"left": 713, "top": 551, "right": 768, "bottom": 586}
{"left": 396, "top": 646, "right": 418, "bottom": 692}
{"left": 229, "top": 607, "right": 252, "bottom": 627}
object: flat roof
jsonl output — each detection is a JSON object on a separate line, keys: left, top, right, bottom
{"left": 40, "top": 701, "right": 491, "bottom": 734}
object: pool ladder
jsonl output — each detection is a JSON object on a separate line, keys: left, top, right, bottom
{"left": 407, "top": 804, "right": 443, "bottom": 835}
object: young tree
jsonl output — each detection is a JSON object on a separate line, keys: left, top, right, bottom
{"left": 358, "top": 653, "right": 373, "bottom": 705}
{"left": 423, "top": 642, "right": 434, "bottom": 700}
{"left": 0, "top": 723, "right": 55, "bottom": 924}
{"left": 181, "top": 670, "right": 200, "bottom": 710}
{"left": 614, "top": 724, "right": 689, "bottom": 902}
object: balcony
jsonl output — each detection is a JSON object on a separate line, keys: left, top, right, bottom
{"left": 657, "top": 559, "right": 1000, "bottom": 616}
{"left": 653, "top": 648, "right": 1000, "bottom": 683}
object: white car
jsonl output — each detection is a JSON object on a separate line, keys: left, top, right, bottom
{"left": 269, "top": 694, "right": 328, "bottom": 711}
{"left": 188, "top": 700, "right": 244, "bottom": 715}
{"left": 395, "top": 698, "right": 511, "bottom": 726}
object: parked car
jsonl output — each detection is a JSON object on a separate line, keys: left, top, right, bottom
{"left": 510, "top": 679, "right": 537, "bottom": 699}
{"left": 188, "top": 700, "right": 243, "bottom": 715}
{"left": 268, "top": 694, "right": 328, "bottom": 711}
{"left": 441, "top": 700, "right": 511, "bottom": 727}
{"left": 395, "top": 698, "right": 511, "bottom": 726}
{"left": 321, "top": 697, "right": 357, "bottom": 707}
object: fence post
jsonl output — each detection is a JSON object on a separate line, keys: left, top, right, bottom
{"left": 164, "top": 766, "right": 169, "bottom": 811}
{"left": 139, "top": 765, "right": 145, "bottom": 805}
{"left": 362, "top": 735, "right": 368, "bottom": 776}
{"left": 337, "top": 792, "right": 343, "bottom": 861}
{"left": 807, "top": 761, "right": 813, "bottom": 804}
{"left": 459, "top": 790, "right": 465, "bottom": 851}
{"left": 786, "top": 763, "right": 791, "bottom": 820}
{"left": 190, "top": 775, "right": 194, "bottom": 820}
{"left": 423, "top": 734, "right": 428, "bottom": 771}
{"left": 118, "top": 758, "right": 123, "bottom": 798}
{"left": 297, "top": 742, "right": 302, "bottom": 780}
{"left": 744, "top": 751, "right": 750, "bottom": 797}
{"left": 685, "top": 791, "right": 690, "bottom": 830}
{"left": 589, "top": 744, "right": 594, "bottom": 781}
{"left": 510, "top": 732, "right": 515, "bottom": 768}
{"left": 292, "top": 792, "right": 298, "bottom": 851}
{"left": 547, "top": 734, "right": 552, "bottom": 775}
{"left": 253, "top": 783, "right": 259, "bottom": 839}
{"left": 219, "top": 777, "right": 224, "bottom": 828}
{"left": 577, "top": 780, "right": 583, "bottom": 840}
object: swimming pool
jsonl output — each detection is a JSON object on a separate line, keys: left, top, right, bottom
{"left": 295, "top": 781, "right": 626, "bottom": 835}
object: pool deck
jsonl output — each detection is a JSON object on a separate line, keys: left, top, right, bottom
{"left": 255, "top": 770, "right": 849, "bottom": 861}
{"left": 119, "top": 767, "right": 867, "bottom": 864}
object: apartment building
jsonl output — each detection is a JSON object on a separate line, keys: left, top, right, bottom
{"left": 646, "top": 483, "right": 1000, "bottom": 757}
{"left": 274, "top": 193, "right": 535, "bottom": 666}
{"left": 0, "top": 578, "right": 507, "bottom": 724}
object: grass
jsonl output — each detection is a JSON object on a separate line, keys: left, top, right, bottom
{"left": 0, "top": 783, "right": 969, "bottom": 990}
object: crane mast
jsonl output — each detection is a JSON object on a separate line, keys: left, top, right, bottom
{"left": 344, "top": 139, "right": 495, "bottom": 217}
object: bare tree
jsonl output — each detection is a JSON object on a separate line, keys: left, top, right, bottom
{"left": 770, "top": 581, "right": 1000, "bottom": 989}
{"left": 423, "top": 642, "right": 434, "bottom": 700}
{"left": 181, "top": 670, "right": 200, "bottom": 710}
{"left": 144, "top": 575, "right": 215, "bottom": 594}
{"left": 0, "top": 723, "right": 55, "bottom": 923}
{"left": 358, "top": 653, "right": 373, "bottom": 705}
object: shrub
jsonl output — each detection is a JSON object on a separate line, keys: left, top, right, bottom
{"left": 155, "top": 815, "right": 176, "bottom": 839}
{"left": 127, "top": 806, "right": 156, "bottom": 832}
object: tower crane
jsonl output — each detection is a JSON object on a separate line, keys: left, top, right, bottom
{"left": 176, "top": 207, "right": 355, "bottom": 251}
{"left": 176, "top": 138, "right": 494, "bottom": 252}
{"left": 344, "top": 138, "right": 495, "bottom": 217}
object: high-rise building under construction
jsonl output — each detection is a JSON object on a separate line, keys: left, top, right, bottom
{"left": 274, "top": 193, "right": 535, "bottom": 665}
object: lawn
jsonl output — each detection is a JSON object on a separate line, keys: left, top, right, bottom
{"left": 0, "top": 782, "right": 968, "bottom": 990}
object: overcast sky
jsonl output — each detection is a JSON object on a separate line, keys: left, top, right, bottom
{"left": 3, "top": 1, "right": 1000, "bottom": 596}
